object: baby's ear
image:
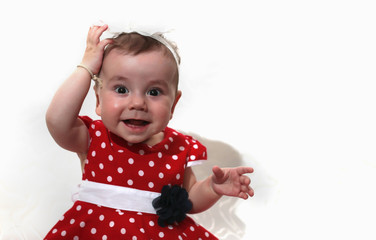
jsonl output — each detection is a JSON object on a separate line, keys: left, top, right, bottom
{"left": 94, "top": 86, "right": 102, "bottom": 116}
{"left": 170, "top": 90, "right": 182, "bottom": 119}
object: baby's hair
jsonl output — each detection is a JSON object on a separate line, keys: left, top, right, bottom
{"left": 95, "top": 32, "right": 180, "bottom": 89}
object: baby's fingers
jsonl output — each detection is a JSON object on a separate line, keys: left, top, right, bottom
{"left": 237, "top": 166, "right": 254, "bottom": 175}
{"left": 87, "top": 24, "right": 109, "bottom": 44}
{"left": 240, "top": 175, "right": 251, "bottom": 185}
{"left": 93, "top": 24, "right": 109, "bottom": 40}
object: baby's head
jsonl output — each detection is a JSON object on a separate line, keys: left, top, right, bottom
{"left": 95, "top": 32, "right": 180, "bottom": 91}
{"left": 94, "top": 32, "right": 182, "bottom": 145}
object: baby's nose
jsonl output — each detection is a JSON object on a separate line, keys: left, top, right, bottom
{"left": 128, "top": 94, "right": 147, "bottom": 111}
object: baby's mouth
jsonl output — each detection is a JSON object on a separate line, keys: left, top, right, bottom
{"left": 123, "top": 119, "right": 150, "bottom": 127}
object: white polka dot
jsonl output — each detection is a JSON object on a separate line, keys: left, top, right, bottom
{"left": 108, "top": 155, "right": 113, "bottom": 161}
{"left": 149, "top": 220, "right": 155, "bottom": 226}
{"left": 99, "top": 163, "right": 104, "bottom": 169}
{"left": 91, "top": 171, "right": 95, "bottom": 177}
{"left": 138, "top": 170, "right": 144, "bottom": 176}
{"left": 185, "top": 139, "right": 190, "bottom": 145}
{"left": 99, "top": 215, "right": 104, "bottom": 221}
{"left": 91, "top": 124, "right": 95, "bottom": 129}
{"left": 158, "top": 152, "right": 162, "bottom": 158}
{"left": 59, "top": 215, "right": 64, "bottom": 221}
{"left": 70, "top": 219, "right": 75, "bottom": 224}
{"left": 139, "top": 149, "right": 145, "bottom": 155}
{"left": 190, "top": 155, "right": 196, "bottom": 160}
{"left": 176, "top": 174, "right": 181, "bottom": 180}
{"left": 192, "top": 139, "right": 197, "bottom": 143}
{"left": 91, "top": 151, "right": 96, "bottom": 157}
{"left": 179, "top": 146, "right": 185, "bottom": 151}
{"left": 205, "top": 232, "right": 210, "bottom": 237}
{"left": 128, "top": 158, "right": 134, "bottom": 164}
{"left": 148, "top": 182, "right": 154, "bottom": 188}
{"left": 91, "top": 228, "right": 97, "bottom": 234}
{"left": 129, "top": 218, "right": 135, "bottom": 223}
{"left": 101, "top": 142, "right": 106, "bottom": 148}
{"left": 118, "top": 149, "right": 124, "bottom": 153}
{"left": 73, "top": 236, "right": 79, "bottom": 240}
{"left": 109, "top": 221, "right": 115, "bottom": 227}
{"left": 168, "top": 225, "right": 174, "bottom": 230}
{"left": 80, "top": 221, "right": 85, "bottom": 228}
{"left": 172, "top": 155, "right": 178, "bottom": 160}
{"left": 118, "top": 167, "right": 123, "bottom": 173}
{"left": 88, "top": 209, "right": 93, "bottom": 214}
{"left": 149, "top": 161, "right": 155, "bottom": 167}
{"left": 203, "top": 152, "right": 206, "bottom": 157}
{"left": 166, "top": 164, "right": 171, "bottom": 170}
{"left": 102, "top": 235, "right": 108, "bottom": 240}
{"left": 159, "top": 232, "right": 165, "bottom": 238}
{"left": 127, "top": 179, "right": 134, "bottom": 186}
{"left": 121, "top": 228, "right": 126, "bottom": 234}
{"left": 169, "top": 137, "right": 174, "bottom": 142}
{"left": 132, "top": 236, "right": 137, "bottom": 240}
{"left": 61, "top": 230, "right": 66, "bottom": 236}
{"left": 76, "top": 205, "right": 82, "bottom": 211}
{"left": 164, "top": 144, "right": 169, "bottom": 150}
{"left": 95, "top": 131, "right": 101, "bottom": 137}
{"left": 190, "top": 226, "right": 195, "bottom": 231}
{"left": 159, "top": 172, "right": 164, "bottom": 178}
{"left": 140, "top": 228, "right": 145, "bottom": 233}
{"left": 193, "top": 144, "right": 198, "bottom": 149}
{"left": 117, "top": 210, "right": 124, "bottom": 215}
{"left": 178, "top": 236, "right": 183, "bottom": 240}
{"left": 52, "top": 229, "right": 57, "bottom": 234}
{"left": 107, "top": 176, "right": 112, "bottom": 182}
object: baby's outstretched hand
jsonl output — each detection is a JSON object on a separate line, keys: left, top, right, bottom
{"left": 211, "top": 166, "right": 254, "bottom": 200}
{"left": 81, "top": 24, "right": 113, "bottom": 76}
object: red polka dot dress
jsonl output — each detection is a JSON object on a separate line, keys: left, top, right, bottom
{"left": 44, "top": 116, "right": 218, "bottom": 240}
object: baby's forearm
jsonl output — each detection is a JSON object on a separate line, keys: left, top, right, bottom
{"left": 188, "top": 176, "right": 222, "bottom": 214}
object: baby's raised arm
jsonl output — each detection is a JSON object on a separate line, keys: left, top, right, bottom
{"left": 46, "top": 25, "right": 112, "bottom": 154}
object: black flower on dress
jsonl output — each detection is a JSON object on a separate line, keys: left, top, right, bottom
{"left": 152, "top": 185, "right": 193, "bottom": 227}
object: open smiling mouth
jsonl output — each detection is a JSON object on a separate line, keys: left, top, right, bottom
{"left": 123, "top": 119, "right": 150, "bottom": 128}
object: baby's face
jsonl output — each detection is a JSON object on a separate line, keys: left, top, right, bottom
{"left": 95, "top": 49, "right": 181, "bottom": 145}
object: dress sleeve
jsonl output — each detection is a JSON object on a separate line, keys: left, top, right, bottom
{"left": 186, "top": 136, "right": 207, "bottom": 167}
{"left": 78, "top": 115, "right": 93, "bottom": 129}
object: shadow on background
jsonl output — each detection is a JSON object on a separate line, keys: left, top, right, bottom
{"left": 186, "top": 132, "right": 249, "bottom": 240}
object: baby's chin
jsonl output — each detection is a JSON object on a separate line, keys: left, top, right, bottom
{"left": 119, "top": 132, "right": 164, "bottom": 147}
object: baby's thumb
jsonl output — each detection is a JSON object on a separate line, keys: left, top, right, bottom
{"left": 99, "top": 38, "right": 113, "bottom": 50}
{"left": 212, "top": 166, "right": 224, "bottom": 181}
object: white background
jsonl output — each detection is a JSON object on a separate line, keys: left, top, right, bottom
{"left": 1, "top": 0, "right": 375, "bottom": 239}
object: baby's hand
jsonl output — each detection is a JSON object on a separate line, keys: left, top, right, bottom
{"left": 81, "top": 24, "right": 113, "bottom": 76}
{"left": 211, "top": 166, "right": 254, "bottom": 200}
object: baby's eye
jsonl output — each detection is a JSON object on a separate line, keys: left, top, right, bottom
{"left": 115, "top": 86, "right": 129, "bottom": 94}
{"left": 147, "top": 89, "right": 161, "bottom": 96}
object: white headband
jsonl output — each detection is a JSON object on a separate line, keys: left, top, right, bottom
{"left": 95, "top": 22, "right": 180, "bottom": 79}
{"left": 131, "top": 31, "right": 180, "bottom": 69}
{"left": 103, "top": 25, "right": 180, "bottom": 73}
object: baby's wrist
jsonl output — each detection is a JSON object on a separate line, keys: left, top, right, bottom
{"left": 77, "top": 64, "right": 95, "bottom": 78}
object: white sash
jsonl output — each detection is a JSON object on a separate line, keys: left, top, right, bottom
{"left": 75, "top": 180, "right": 160, "bottom": 214}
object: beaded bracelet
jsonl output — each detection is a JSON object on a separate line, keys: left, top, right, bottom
{"left": 77, "top": 64, "right": 101, "bottom": 86}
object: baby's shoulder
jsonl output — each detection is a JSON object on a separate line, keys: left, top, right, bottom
{"left": 79, "top": 116, "right": 106, "bottom": 131}
{"left": 165, "top": 127, "right": 207, "bottom": 153}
